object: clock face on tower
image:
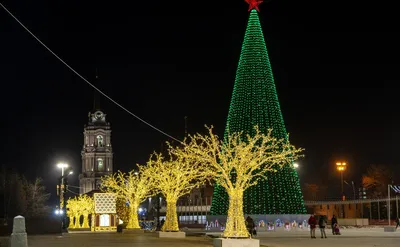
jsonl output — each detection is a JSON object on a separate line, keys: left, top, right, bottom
{"left": 95, "top": 111, "right": 103, "bottom": 120}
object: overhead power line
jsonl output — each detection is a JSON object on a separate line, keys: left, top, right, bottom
{"left": 0, "top": 2, "right": 182, "bottom": 143}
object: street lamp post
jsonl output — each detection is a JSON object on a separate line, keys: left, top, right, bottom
{"left": 351, "top": 181, "right": 356, "bottom": 200}
{"left": 57, "top": 163, "right": 73, "bottom": 231}
{"left": 388, "top": 184, "right": 391, "bottom": 226}
{"left": 336, "top": 162, "right": 347, "bottom": 200}
{"left": 336, "top": 162, "right": 347, "bottom": 218}
{"left": 57, "top": 163, "right": 68, "bottom": 210}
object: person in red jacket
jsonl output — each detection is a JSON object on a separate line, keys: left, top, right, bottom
{"left": 308, "top": 214, "right": 317, "bottom": 239}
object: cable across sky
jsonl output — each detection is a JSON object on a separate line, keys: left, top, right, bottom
{"left": 0, "top": 2, "right": 182, "bottom": 143}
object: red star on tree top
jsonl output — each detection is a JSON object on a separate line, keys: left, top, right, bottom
{"left": 245, "top": 0, "right": 263, "bottom": 12}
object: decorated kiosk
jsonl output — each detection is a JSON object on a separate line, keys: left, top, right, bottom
{"left": 93, "top": 193, "right": 117, "bottom": 232}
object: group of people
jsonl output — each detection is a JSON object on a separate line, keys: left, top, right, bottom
{"left": 308, "top": 214, "right": 340, "bottom": 239}
{"left": 241, "top": 214, "right": 400, "bottom": 239}
{"left": 244, "top": 213, "right": 400, "bottom": 239}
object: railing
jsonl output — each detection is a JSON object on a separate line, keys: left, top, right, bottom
{"left": 305, "top": 197, "right": 399, "bottom": 205}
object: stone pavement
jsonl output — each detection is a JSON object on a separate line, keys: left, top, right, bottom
{"left": 202, "top": 227, "right": 400, "bottom": 247}
{"left": 23, "top": 233, "right": 213, "bottom": 247}
{"left": 255, "top": 228, "right": 400, "bottom": 247}
{"left": 0, "top": 228, "right": 399, "bottom": 247}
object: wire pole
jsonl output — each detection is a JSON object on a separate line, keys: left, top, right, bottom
{"left": 388, "top": 184, "right": 391, "bottom": 226}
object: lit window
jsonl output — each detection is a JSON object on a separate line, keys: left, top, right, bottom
{"left": 97, "top": 135, "right": 104, "bottom": 147}
{"left": 97, "top": 158, "right": 104, "bottom": 171}
{"left": 100, "top": 214, "right": 110, "bottom": 226}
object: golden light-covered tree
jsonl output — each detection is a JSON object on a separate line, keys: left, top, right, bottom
{"left": 66, "top": 196, "right": 80, "bottom": 228}
{"left": 176, "top": 126, "right": 303, "bottom": 238}
{"left": 66, "top": 194, "right": 94, "bottom": 229}
{"left": 101, "top": 168, "right": 154, "bottom": 229}
{"left": 67, "top": 198, "right": 79, "bottom": 229}
{"left": 79, "top": 194, "right": 94, "bottom": 228}
{"left": 142, "top": 149, "right": 208, "bottom": 232}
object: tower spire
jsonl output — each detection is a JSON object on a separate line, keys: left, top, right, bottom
{"left": 184, "top": 116, "right": 188, "bottom": 137}
{"left": 93, "top": 68, "right": 100, "bottom": 111}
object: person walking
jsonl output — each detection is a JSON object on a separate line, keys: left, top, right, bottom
{"left": 245, "top": 216, "right": 255, "bottom": 237}
{"left": 319, "top": 215, "right": 327, "bottom": 238}
{"left": 160, "top": 218, "right": 165, "bottom": 229}
{"left": 308, "top": 214, "right": 317, "bottom": 239}
{"left": 331, "top": 215, "right": 338, "bottom": 234}
{"left": 395, "top": 217, "right": 400, "bottom": 230}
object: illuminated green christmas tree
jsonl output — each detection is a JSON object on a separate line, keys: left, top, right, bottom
{"left": 210, "top": 1, "right": 306, "bottom": 215}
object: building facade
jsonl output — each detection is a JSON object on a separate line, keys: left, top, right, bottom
{"left": 79, "top": 110, "right": 113, "bottom": 194}
{"left": 307, "top": 203, "right": 363, "bottom": 220}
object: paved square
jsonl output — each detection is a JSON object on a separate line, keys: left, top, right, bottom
{"left": 203, "top": 227, "right": 400, "bottom": 247}
{"left": 25, "top": 233, "right": 213, "bottom": 247}
{"left": 254, "top": 228, "right": 400, "bottom": 247}
{"left": 1, "top": 228, "right": 399, "bottom": 247}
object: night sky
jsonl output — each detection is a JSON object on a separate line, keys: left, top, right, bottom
{"left": 1, "top": 0, "right": 399, "bottom": 201}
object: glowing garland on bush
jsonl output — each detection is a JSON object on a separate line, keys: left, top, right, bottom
{"left": 210, "top": 0, "right": 306, "bottom": 215}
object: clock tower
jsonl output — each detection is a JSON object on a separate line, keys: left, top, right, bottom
{"left": 79, "top": 110, "right": 113, "bottom": 194}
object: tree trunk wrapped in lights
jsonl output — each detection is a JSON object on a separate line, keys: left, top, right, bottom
{"left": 101, "top": 169, "right": 155, "bottom": 229}
{"left": 68, "top": 216, "right": 75, "bottom": 228}
{"left": 163, "top": 196, "right": 179, "bottom": 231}
{"left": 142, "top": 147, "right": 209, "bottom": 232}
{"left": 128, "top": 201, "right": 140, "bottom": 229}
{"left": 225, "top": 189, "right": 247, "bottom": 237}
{"left": 175, "top": 126, "right": 303, "bottom": 238}
{"left": 74, "top": 214, "right": 80, "bottom": 228}
{"left": 82, "top": 214, "right": 89, "bottom": 228}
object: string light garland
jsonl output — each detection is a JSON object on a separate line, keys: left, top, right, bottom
{"left": 210, "top": 7, "right": 306, "bottom": 215}
{"left": 143, "top": 147, "right": 209, "bottom": 232}
{"left": 176, "top": 126, "right": 303, "bottom": 237}
{"left": 101, "top": 169, "right": 155, "bottom": 229}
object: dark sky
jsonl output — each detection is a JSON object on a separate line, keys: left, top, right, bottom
{"left": 1, "top": 0, "right": 399, "bottom": 201}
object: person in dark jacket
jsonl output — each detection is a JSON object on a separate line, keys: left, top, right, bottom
{"left": 319, "top": 215, "right": 327, "bottom": 238}
{"left": 245, "top": 216, "right": 255, "bottom": 237}
{"left": 331, "top": 215, "right": 338, "bottom": 234}
{"left": 160, "top": 218, "right": 165, "bottom": 229}
{"left": 308, "top": 214, "right": 317, "bottom": 239}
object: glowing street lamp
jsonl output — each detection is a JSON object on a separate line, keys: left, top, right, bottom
{"left": 57, "top": 163, "right": 73, "bottom": 231}
{"left": 336, "top": 162, "right": 347, "bottom": 200}
{"left": 54, "top": 209, "right": 64, "bottom": 215}
{"left": 57, "top": 163, "right": 69, "bottom": 176}
{"left": 293, "top": 163, "right": 299, "bottom": 169}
